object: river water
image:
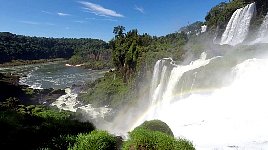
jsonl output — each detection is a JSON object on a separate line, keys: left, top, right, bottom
{"left": 0, "top": 61, "right": 107, "bottom": 89}
{"left": 0, "top": 61, "right": 112, "bottom": 120}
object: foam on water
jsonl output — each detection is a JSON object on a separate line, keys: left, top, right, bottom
{"left": 51, "top": 88, "right": 112, "bottom": 119}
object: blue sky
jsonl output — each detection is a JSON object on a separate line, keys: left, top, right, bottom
{"left": 0, "top": 0, "right": 227, "bottom": 41}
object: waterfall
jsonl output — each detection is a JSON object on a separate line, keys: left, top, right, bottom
{"left": 201, "top": 25, "right": 207, "bottom": 33}
{"left": 132, "top": 52, "right": 221, "bottom": 127}
{"left": 251, "top": 12, "right": 268, "bottom": 44}
{"left": 124, "top": 48, "right": 268, "bottom": 149}
{"left": 258, "top": 13, "right": 268, "bottom": 40}
{"left": 220, "top": 3, "right": 256, "bottom": 46}
{"left": 150, "top": 58, "right": 174, "bottom": 104}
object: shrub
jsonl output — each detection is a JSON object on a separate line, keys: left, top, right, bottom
{"left": 123, "top": 128, "right": 195, "bottom": 150}
{"left": 136, "top": 120, "right": 174, "bottom": 137}
{"left": 69, "top": 130, "right": 117, "bottom": 150}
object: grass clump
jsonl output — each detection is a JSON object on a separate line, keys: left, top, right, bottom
{"left": 69, "top": 130, "right": 117, "bottom": 150}
{"left": 123, "top": 127, "right": 195, "bottom": 150}
{"left": 137, "top": 119, "right": 174, "bottom": 137}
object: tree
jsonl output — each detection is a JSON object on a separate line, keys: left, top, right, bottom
{"left": 113, "top": 25, "right": 125, "bottom": 38}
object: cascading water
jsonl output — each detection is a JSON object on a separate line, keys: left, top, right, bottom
{"left": 51, "top": 88, "right": 112, "bottom": 120}
{"left": 251, "top": 12, "right": 268, "bottom": 44}
{"left": 201, "top": 25, "right": 207, "bottom": 33}
{"left": 126, "top": 49, "right": 268, "bottom": 149}
{"left": 150, "top": 58, "right": 174, "bottom": 105}
{"left": 220, "top": 3, "right": 256, "bottom": 46}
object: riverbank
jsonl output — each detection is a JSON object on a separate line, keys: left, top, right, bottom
{"left": 67, "top": 60, "right": 113, "bottom": 70}
{"left": 0, "top": 58, "right": 66, "bottom": 67}
{"left": 0, "top": 73, "right": 65, "bottom": 105}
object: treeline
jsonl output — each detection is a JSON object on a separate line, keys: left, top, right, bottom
{"left": 0, "top": 32, "right": 109, "bottom": 64}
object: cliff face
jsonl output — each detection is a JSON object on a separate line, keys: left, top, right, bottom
{"left": 249, "top": 0, "right": 268, "bottom": 16}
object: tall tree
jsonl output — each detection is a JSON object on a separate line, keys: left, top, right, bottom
{"left": 113, "top": 25, "right": 125, "bottom": 38}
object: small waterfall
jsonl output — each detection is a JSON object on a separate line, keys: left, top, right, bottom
{"left": 51, "top": 88, "right": 112, "bottom": 120}
{"left": 150, "top": 58, "right": 174, "bottom": 104}
{"left": 220, "top": 3, "right": 256, "bottom": 46}
{"left": 251, "top": 12, "right": 268, "bottom": 44}
{"left": 150, "top": 59, "right": 163, "bottom": 102}
{"left": 201, "top": 25, "right": 207, "bottom": 33}
{"left": 258, "top": 13, "right": 268, "bottom": 40}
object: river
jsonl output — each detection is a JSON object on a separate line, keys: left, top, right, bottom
{"left": 0, "top": 61, "right": 107, "bottom": 89}
{"left": 0, "top": 61, "right": 112, "bottom": 120}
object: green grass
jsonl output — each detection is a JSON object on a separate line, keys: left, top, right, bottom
{"left": 69, "top": 130, "right": 117, "bottom": 150}
{"left": 123, "top": 127, "right": 195, "bottom": 150}
{"left": 136, "top": 120, "right": 174, "bottom": 137}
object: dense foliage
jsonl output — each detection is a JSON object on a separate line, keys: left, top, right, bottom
{"left": 79, "top": 71, "right": 131, "bottom": 108}
{"left": 0, "top": 32, "right": 109, "bottom": 65}
{"left": 68, "top": 39, "right": 112, "bottom": 69}
{"left": 0, "top": 99, "right": 95, "bottom": 150}
{"left": 110, "top": 27, "right": 153, "bottom": 81}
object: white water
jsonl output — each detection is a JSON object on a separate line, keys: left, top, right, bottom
{"left": 52, "top": 88, "right": 112, "bottom": 119}
{"left": 201, "top": 25, "right": 207, "bottom": 33}
{"left": 251, "top": 12, "right": 268, "bottom": 44}
{"left": 220, "top": 3, "right": 256, "bottom": 46}
{"left": 130, "top": 52, "right": 268, "bottom": 149}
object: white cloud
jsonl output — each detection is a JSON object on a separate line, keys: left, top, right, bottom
{"left": 85, "top": 17, "right": 117, "bottom": 22}
{"left": 100, "top": 18, "right": 118, "bottom": 22}
{"left": 79, "top": 1, "right": 124, "bottom": 17}
{"left": 74, "top": 20, "right": 87, "bottom": 23}
{"left": 19, "top": 21, "right": 55, "bottom": 26}
{"left": 41, "top": 10, "right": 53, "bottom": 15}
{"left": 135, "top": 5, "right": 145, "bottom": 14}
{"left": 19, "top": 21, "right": 39, "bottom": 25}
{"left": 57, "top": 12, "right": 70, "bottom": 16}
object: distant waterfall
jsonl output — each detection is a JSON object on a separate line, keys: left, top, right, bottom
{"left": 220, "top": 3, "right": 256, "bottom": 46}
